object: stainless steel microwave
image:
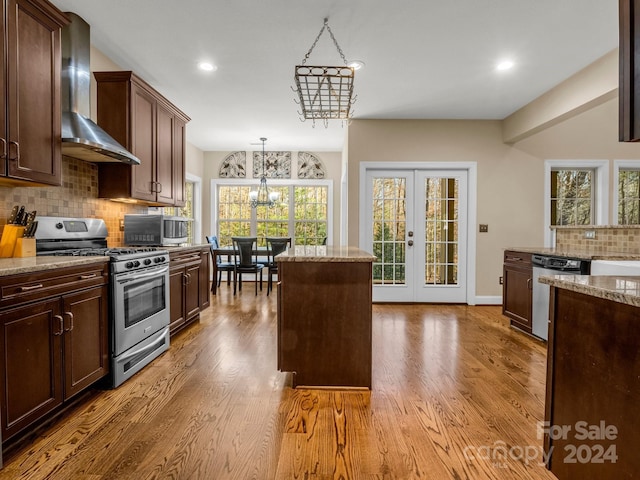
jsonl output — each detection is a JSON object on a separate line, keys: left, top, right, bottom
{"left": 124, "top": 214, "right": 190, "bottom": 246}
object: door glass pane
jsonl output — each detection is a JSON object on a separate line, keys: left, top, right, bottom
{"left": 424, "top": 177, "right": 458, "bottom": 285}
{"left": 372, "top": 177, "right": 406, "bottom": 285}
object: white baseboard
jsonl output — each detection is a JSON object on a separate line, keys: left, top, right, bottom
{"left": 472, "top": 295, "right": 502, "bottom": 305}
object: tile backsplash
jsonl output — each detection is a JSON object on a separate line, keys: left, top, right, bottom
{"left": 554, "top": 225, "right": 640, "bottom": 253}
{"left": 0, "top": 157, "right": 146, "bottom": 246}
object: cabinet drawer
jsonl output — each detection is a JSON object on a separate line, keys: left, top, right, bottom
{"left": 504, "top": 250, "right": 532, "bottom": 266}
{"left": 0, "top": 263, "right": 108, "bottom": 309}
{"left": 169, "top": 251, "right": 202, "bottom": 268}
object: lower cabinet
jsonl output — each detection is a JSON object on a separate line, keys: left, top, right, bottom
{"left": 502, "top": 250, "right": 533, "bottom": 333}
{"left": 0, "top": 263, "right": 109, "bottom": 444}
{"left": 169, "top": 247, "right": 210, "bottom": 335}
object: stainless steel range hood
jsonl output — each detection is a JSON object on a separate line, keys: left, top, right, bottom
{"left": 60, "top": 12, "right": 140, "bottom": 165}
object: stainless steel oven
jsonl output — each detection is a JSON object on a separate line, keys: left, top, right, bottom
{"left": 110, "top": 251, "right": 171, "bottom": 387}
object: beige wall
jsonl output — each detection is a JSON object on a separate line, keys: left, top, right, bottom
{"left": 202, "top": 151, "right": 342, "bottom": 245}
{"left": 346, "top": 96, "right": 640, "bottom": 300}
{"left": 347, "top": 119, "right": 544, "bottom": 299}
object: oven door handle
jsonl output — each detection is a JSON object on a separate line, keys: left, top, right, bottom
{"left": 117, "top": 327, "right": 169, "bottom": 361}
{"left": 118, "top": 266, "right": 169, "bottom": 283}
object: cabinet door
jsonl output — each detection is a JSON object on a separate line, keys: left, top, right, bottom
{"left": 62, "top": 285, "right": 109, "bottom": 400}
{"left": 185, "top": 263, "right": 200, "bottom": 321}
{"left": 5, "top": 0, "right": 62, "bottom": 185}
{"left": 169, "top": 265, "right": 186, "bottom": 333}
{"left": 130, "top": 83, "right": 156, "bottom": 202}
{"left": 199, "top": 249, "right": 210, "bottom": 309}
{"left": 173, "top": 117, "right": 187, "bottom": 207}
{"left": 503, "top": 265, "right": 533, "bottom": 330}
{"left": 0, "top": 298, "right": 63, "bottom": 442}
{"left": 0, "top": 0, "right": 5, "bottom": 178}
{"left": 156, "top": 103, "right": 175, "bottom": 204}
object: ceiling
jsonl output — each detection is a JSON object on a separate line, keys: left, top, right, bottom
{"left": 49, "top": 0, "right": 619, "bottom": 153}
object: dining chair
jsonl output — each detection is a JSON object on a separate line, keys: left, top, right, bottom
{"left": 265, "top": 237, "right": 291, "bottom": 296}
{"left": 206, "top": 235, "right": 235, "bottom": 292}
{"left": 231, "top": 237, "right": 265, "bottom": 295}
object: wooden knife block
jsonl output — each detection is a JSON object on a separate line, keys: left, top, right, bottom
{"left": 13, "top": 237, "right": 36, "bottom": 258}
{"left": 0, "top": 225, "right": 26, "bottom": 257}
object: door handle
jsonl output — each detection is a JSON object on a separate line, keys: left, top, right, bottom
{"left": 408, "top": 231, "right": 414, "bottom": 237}
{"left": 64, "top": 312, "right": 74, "bottom": 332}
{"left": 8, "top": 141, "right": 19, "bottom": 161}
{"left": 408, "top": 240, "right": 414, "bottom": 246}
{"left": 53, "top": 315, "right": 64, "bottom": 336}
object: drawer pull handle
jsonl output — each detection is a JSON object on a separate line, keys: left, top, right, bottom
{"left": 20, "top": 283, "right": 43, "bottom": 292}
{"left": 510, "top": 256, "right": 522, "bottom": 261}
{"left": 79, "top": 273, "right": 97, "bottom": 280}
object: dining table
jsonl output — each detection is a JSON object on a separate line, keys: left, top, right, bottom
{"left": 210, "top": 246, "right": 271, "bottom": 295}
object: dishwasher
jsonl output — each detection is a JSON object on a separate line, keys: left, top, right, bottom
{"left": 531, "top": 254, "right": 591, "bottom": 340}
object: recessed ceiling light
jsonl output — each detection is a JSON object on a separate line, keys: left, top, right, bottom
{"left": 198, "top": 61, "right": 217, "bottom": 72}
{"left": 348, "top": 60, "right": 365, "bottom": 70}
{"left": 496, "top": 60, "right": 514, "bottom": 71}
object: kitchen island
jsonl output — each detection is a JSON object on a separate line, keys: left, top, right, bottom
{"left": 276, "top": 246, "right": 375, "bottom": 388}
{"left": 539, "top": 274, "right": 640, "bottom": 479}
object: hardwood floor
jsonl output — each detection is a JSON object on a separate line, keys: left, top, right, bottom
{"left": 1, "top": 288, "right": 558, "bottom": 479}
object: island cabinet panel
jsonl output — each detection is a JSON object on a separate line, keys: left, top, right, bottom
{"left": 545, "top": 287, "right": 640, "bottom": 479}
{"left": 0, "top": 262, "right": 109, "bottom": 444}
{"left": 278, "top": 260, "right": 372, "bottom": 388}
{"left": 0, "top": 0, "right": 67, "bottom": 186}
{"left": 502, "top": 250, "right": 533, "bottom": 333}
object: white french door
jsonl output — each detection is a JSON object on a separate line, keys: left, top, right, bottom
{"left": 363, "top": 168, "right": 468, "bottom": 303}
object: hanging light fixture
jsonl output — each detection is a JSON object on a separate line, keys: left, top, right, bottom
{"left": 293, "top": 18, "right": 357, "bottom": 127}
{"left": 249, "top": 137, "right": 280, "bottom": 208}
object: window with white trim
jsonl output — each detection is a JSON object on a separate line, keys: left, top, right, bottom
{"left": 618, "top": 169, "right": 640, "bottom": 224}
{"left": 550, "top": 169, "right": 594, "bottom": 225}
{"left": 214, "top": 180, "right": 331, "bottom": 247}
{"left": 544, "top": 160, "right": 608, "bottom": 247}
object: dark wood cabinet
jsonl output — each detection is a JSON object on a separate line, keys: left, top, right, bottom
{"left": 94, "top": 71, "right": 190, "bottom": 205}
{"left": 545, "top": 286, "right": 640, "bottom": 479}
{"left": 198, "top": 248, "right": 210, "bottom": 310}
{"left": 0, "top": 262, "right": 109, "bottom": 444}
{"left": 277, "top": 257, "right": 373, "bottom": 388}
{"left": 0, "top": 0, "right": 67, "bottom": 186}
{"left": 620, "top": 0, "right": 640, "bottom": 141}
{"left": 169, "top": 247, "right": 210, "bottom": 335}
{"left": 502, "top": 250, "right": 533, "bottom": 333}
{"left": 61, "top": 286, "right": 109, "bottom": 399}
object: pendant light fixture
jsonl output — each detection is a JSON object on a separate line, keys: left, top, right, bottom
{"left": 249, "top": 137, "right": 280, "bottom": 208}
{"left": 293, "top": 18, "right": 357, "bottom": 127}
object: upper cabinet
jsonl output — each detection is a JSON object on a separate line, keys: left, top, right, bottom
{"left": 94, "top": 71, "right": 190, "bottom": 206}
{"left": 620, "top": 0, "right": 640, "bottom": 142}
{"left": 0, "top": 0, "right": 68, "bottom": 186}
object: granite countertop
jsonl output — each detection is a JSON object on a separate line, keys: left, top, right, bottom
{"left": 276, "top": 245, "right": 376, "bottom": 263}
{"left": 506, "top": 247, "right": 640, "bottom": 261}
{"left": 0, "top": 256, "right": 110, "bottom": 277}
{"left": 164, "top": 244, "right": 209, "bottom": 253}
{"left": 538, "top": 274, "right": 640, "bottom": 307}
